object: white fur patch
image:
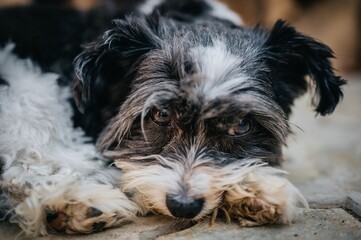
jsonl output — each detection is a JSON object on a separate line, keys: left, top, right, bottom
{"left": 0, "top": 44, "right": 94, "bottom": 169}
{"left": 0, "top": 45, "right": 138, "bottom": 236}
{"left": 190, "top": 41, "right": 247, "bottom": 100}
{"left": 138, "top": 0, "right": 242, "bottom": 25}
{"left": 206, "top": 0, "right": 243, "bottom": 25}
{"left": 138, "top": 0, "right": 164, "bottom": 14}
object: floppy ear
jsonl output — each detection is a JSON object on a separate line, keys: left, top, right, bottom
{"left": 265, "top": 20, "right": 346, "bottom": 116}
{"left": 73, "top": 15, "right": 161, "bottom": 112}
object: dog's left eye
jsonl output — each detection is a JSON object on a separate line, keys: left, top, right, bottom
{"left": 227, "top": 118, "right": 253, "bottom": 137}
{"left": 150, "top": 107, "right": 171, "bottom": 126}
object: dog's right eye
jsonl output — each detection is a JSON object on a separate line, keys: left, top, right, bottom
{"left": 226, "top": 117, "right": 253, "bottom": 138}
{"left": 150, "top": 107, "right": 171, "bottom": 126}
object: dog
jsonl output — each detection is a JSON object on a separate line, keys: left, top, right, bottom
{"left": 0, "top": 0, "right": 345, "bottom": 236}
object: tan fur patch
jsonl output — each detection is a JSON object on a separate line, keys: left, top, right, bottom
{"left": 221, "top": 167, "right": 308, "bottom": 226}
{"left": 226, "top": 196, "right": 280, "bottom": 226}
{"left": 46, "top": 203, "right": 130, "bottom": 234}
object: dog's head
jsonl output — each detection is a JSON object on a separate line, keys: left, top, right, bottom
{"left": 74, "top": 15, "right": 345, "bottom": 220}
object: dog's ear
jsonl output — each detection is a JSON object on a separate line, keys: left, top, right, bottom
{"left": 265, "top": 20, "right": 346, "bottom": 116}
{"left": 73, "top": 15, "right": 162, "bottom": 112}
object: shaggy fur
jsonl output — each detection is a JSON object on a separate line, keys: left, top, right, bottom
{"left": 0, "top": 0, "right": 345, "bottom": 236}
{"left": 0, "top": 44, "right": 138, "bottom": 235}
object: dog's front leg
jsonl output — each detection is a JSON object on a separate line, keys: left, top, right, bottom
{"left": 43, "top": 181, "right": 139, "bottom": 234}
{"left": 1, "top": 167, "right": 140, "bottom": 236}
{"left": 223, "top": 167, "right": 308, "bottom": 226}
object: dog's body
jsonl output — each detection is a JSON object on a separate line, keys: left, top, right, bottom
{"left": 0, "top": 0, "right": 345, "bottom": 236}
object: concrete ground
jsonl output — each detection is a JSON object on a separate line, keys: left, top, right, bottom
{"left": 1, "top": 75, "right": 360, "bottom": 240}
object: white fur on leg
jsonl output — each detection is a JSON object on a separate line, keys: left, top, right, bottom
{"left": 224, "top": 167, "right": 308, "bottom": 225}
{"left": 0, "top": 45, "right": 139, "bottom": 236}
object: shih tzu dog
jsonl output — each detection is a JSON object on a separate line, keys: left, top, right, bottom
{"left": 0, "top": 0, "right": 345, "bottom": 236}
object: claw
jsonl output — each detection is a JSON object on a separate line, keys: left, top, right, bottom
{"left": 92, "top": 221, "right": 106, "bottom": 232}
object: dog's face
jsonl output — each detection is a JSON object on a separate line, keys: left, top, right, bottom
{"left": 74, "top": 15, "right": 345, "bottom": 220}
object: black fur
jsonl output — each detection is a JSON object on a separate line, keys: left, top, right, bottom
{"left": 72, "top": 16, "right": 163, "bottom": 139}
{"left": 265, "top": 20, "right": 346, "bottom": 116}
{"left": 0, "top": 74, "right": 9, "bottom": 86}
{"left": 0, "top": 3, "right": 141, "bottom": 138}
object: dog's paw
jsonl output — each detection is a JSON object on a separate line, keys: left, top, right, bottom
{"left": 46, "top": 203, "right": 128, "bottom": 234}
{"left": 225, "top": 194, "right": 280, "bottom": 226}
{"left": 223, "top": 167, "right": 308, "bottom": 226}
{"left": 41, "top": 183, "right": 138, "bottom": 234}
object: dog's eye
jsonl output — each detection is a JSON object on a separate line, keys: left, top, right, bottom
{"left": 150, "top": 107, "right": 171, "bottom": 126}
{"left": 227, "top": 118, "right": 252, "bottom": 137}
{"left": 184, "top": 61, "right": 194, "bottom": 74}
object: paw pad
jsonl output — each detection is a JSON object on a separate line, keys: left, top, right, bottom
{"left": 45, "top": 204, "right": 128, "bottom": 234}
{"left": 46, "top": 211, "right": 66, "bottom": 232}
{"left": 86, "top": 207, "right": 103, "bottom": 218}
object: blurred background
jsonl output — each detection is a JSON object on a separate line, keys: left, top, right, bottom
{"left": 0, "top": 0, "right": 360, "bottom": 74}
{"left": 224, "top": 0, "right": 361, "bottom": 74}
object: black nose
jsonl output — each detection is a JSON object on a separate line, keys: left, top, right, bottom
{"left": 166, "top": 195, "right": 204, "bottom": 219}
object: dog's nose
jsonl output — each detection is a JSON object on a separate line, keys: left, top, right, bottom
{"left": 166, "top": 195, "right": 204, "bottom": 219}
